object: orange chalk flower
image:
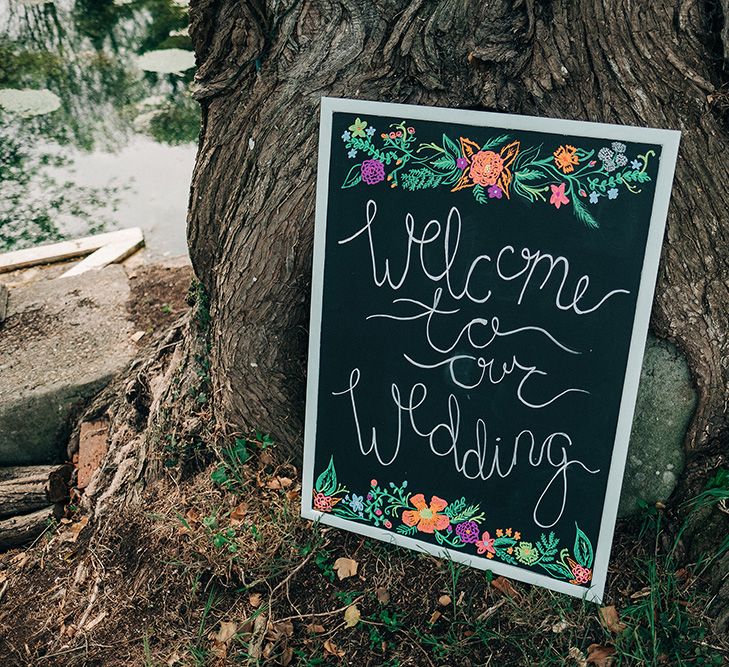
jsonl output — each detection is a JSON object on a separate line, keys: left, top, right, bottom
{"left": 451, "top": 137, "right": 520, "bottom": 198}
{"left": 402, "top": 494, "right": 450, "bottom": 533}
{"left": 553, "top": 144, "right": 579, "bottom": 173}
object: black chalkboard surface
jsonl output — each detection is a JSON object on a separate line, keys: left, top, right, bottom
{"left": 302, "top": 98, "right": 680, "bottom": 601}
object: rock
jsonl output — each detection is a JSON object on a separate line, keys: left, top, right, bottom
{"left": 0, "top": 266, "right": 135, "bottom": 465}
{"left": 618, "top": 334, "right": 697, "bottom": 516}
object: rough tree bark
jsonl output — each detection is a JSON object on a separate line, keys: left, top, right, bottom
{"left": 185, "top": 0, "right": 729, "bottom": 620}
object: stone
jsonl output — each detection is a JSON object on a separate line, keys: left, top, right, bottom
{"left": 0, "top": 266, "right": 135, "bottom": 465}
{"left": 618, "top": 334, "right": 697, "bottom": 516}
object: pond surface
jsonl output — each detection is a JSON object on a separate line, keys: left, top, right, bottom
{"left": 0, "top": 0, "right": 198, "bottom": 257}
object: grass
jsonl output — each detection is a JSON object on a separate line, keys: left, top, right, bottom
{"left": 116, "top": 441, "right": 726, "bottom": 666}
{"left": 2, "top": 406, "right": 727, "bottom": 666}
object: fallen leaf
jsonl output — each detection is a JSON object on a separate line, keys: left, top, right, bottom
{"left": 344, "top": 604, "right": 360, "bottom": 628}
{"left": 61, "top": 516, "right": 89, "bottom": 543}
{"left": 429, "top": 610, "right": 442, "bottom": 624}
{"left": 630, "top": 586, "right": 651, "bottom": 600}
{"left": 552, "top": 619, "right": 569, "bottom": 633}
{"left": 215, "top": 621, "right": 237, "bottom": 644}
{"left": 272, "top": 621, "right": 294, "bottom": 638}
{"left": 10, "top": 553, "right": 28, "bottom": 569}
{"left": 323, "top": 639, "right": 345, "bottom": 658}
{"left": 266, "top": 477, "right": 293, "bottom": 490}
{"left": 333, "top": 557, "right": 358, "bottom": 580}
{"left": 568, "top": 646, "right": 588, "bottom": 667}
{"left": 491, "top": 576, "right": 519, "bottom": 598}
{"left": 230, "top": 503, "right": 248, "bottom": 526}
{"left": 438, "top": 594, "right": 452, "bottom": 606}
{"left": 249, "top": 592, "right": 263, "bottom": 608}
{"left": 375, "top": 587, "right": 390, "bottom": 604}
{"left": 306, "top": 623, "right": 325, "bottom": 633}
{"left": 280, "top": 646, "right": 293, "bottom": 666}
{"left": 587, "top": 643, "right": 616, "bottom": 667}
{"left": 598, "top": 606, "right": 626, "bottom": 634}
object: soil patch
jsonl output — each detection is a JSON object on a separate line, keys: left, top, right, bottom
{"left": 127, "top": 262, "right": 194, "bottom": 340}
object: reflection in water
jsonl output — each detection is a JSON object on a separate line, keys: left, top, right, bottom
{"left": 0, "top": 0, "right": 198, "bottom": 254}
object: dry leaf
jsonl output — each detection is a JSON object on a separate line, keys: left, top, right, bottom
{"left": 271, "top": 621, "right": 294, "bottom": 638}
{"left": 215, "top": 621, "right": 237, "bottom": 644}
{"left": 587, "top": 643, "right": 616, "bottom": 667}
{"left": 249, "top": 592, "right": 263, "bottom": 608}
{"left": 306, "top": 623, "right": 325, "bottom": 634}
{"left": 491, "top": 576, "right": 518, "bottom": 598}
{"left": 630, "top": 587, "right": 651, "bottom": 600}
{"left": 10, "top": 552, "right": 28, "bottom": 567}
{"left": 438, "top": 594, "right": 452, "bottom": 606}
{"left": 568, "top": 646, "right": 588, "bottom": 667}
{"left": 280, "top": 646, "right": 293, "bottom": 666}
{"left": 61, "top": 516, "right": 89, "bottom": 543}
{"left": 344, "top": 604, "right": 360, "bottom": 628}
{"left": 598, "top": 606, "right": 626, "bottom": 634}
{"left": 429, "top": 610, "right": 442, "bottom": 624}
{"left": 333, "top": 557, "right": 358, "bottom": 580}
{"left": 552, "top": 619, "right": 569, "bottom": 633}
{"left": 266, "top": 477, "right": 293, "bottom": 490}
{"left": 323, "top": 639, "right": 345, "bottom": 658}
{"left": 230, "top": 503, "right": 248, "bottom": 526}
{"left": 375, "top": 587, "right": 390, "bottom": 604}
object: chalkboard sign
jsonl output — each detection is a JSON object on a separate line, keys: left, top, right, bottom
{"left": 302, "top": 97, "right": 679, "bottom": 601}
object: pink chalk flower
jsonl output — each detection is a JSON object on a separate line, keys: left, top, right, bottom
{"left": 549, "top": 182, "right": 570, "bottom": 209}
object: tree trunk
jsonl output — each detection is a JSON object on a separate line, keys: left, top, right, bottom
{"left": 187, "top": 0, "right": 728, "bottom": 458}
{"left": 186, "top": 0, "right": 729, "bottom": 619}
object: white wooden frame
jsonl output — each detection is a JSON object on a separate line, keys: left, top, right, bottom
{"left": 302, "top": 97, "right": 680, "bottom": 602}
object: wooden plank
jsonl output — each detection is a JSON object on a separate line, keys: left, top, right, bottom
{"left": 0, "top": 475, "right": 49, "bottom": 520}
{"left": 60, "top": 230, "right": 144, "bottom": 278}
{"left": 0, "top": 466, "right": 57, "bottom": 483}
{"left": 0, "top": 506, "right": 54, "bottom": 550}
{"left": 0, "top": 465, "right": 71, "bottom": 518}
{"left": 0, "top": 228, "right": 143, "bottom": 274}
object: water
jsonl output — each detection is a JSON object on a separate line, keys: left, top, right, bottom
{"left": 0, "top": 0, "right": 198, "bottom": 257}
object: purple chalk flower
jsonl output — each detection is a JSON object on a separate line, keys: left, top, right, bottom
{"left": 361, "top": 159, "right": 385, "bottom": 185}
{"left": 456, "top": 157, "right": 469, "bottom": 170}
{"left": 455, "top": 521, "right": 480, "bottom": 544}
{"left": 487, "top": 185, "right": 503, "bottom": 199}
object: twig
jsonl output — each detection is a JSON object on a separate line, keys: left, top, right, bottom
{"left": 275, "top": 596, "right": 364, "bottom": 625}
{"left": 268, "top": 542, "right": 321, "bottom": 599}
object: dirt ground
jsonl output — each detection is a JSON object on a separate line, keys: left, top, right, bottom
{"left": 127, "top": 260, "right": 195, "bottom": 339}
{"left": 0, "top": 260, "right": 727, "bottom": 666}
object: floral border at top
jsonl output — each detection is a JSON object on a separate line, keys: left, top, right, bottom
{"left": 312, "top": 456, "right": 594, "bottom": 587}
{"left": 339, "top": 116, "right": 656, "bottom": 229}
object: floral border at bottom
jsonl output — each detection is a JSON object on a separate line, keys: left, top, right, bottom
{"left": 312, "top": 456, "right": 594, "bottom": 586}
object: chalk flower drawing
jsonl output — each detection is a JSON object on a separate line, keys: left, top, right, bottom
{"left": 340, "top": 117, "right": 656, "bottom": 228}
{"left": 313, "top": 456, "right": 595, "bottom": 586}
